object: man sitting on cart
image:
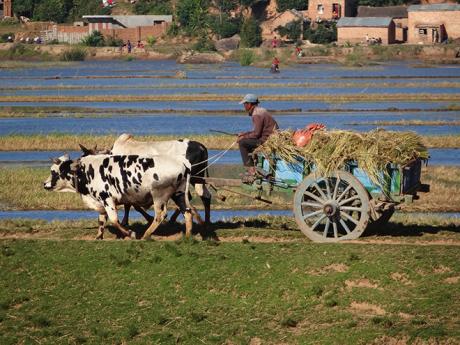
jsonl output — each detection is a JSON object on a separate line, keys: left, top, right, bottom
{"left": 238, "top": 93, "right": 279, "bottom": 181}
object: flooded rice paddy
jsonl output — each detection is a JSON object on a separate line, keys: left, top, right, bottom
{"left": 0, "top": 148, "right": 459, "bottom": 166}
{"left": 1, "top": 60, "right": 459, "bottom": 221}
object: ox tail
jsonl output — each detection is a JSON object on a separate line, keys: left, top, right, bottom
{"left": 184, "top": 165, "right": 192, "bottom": 210}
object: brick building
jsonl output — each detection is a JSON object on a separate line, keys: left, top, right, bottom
{"left": 337, "top": 17, "right": 396, "bottom": 45}
{"left": 357, "top": 5, "right": 407, "bottom": 42}
{"left": 308, "top": 0, "right": 357, "bottom": 21}
{"left": 0, "top": 0, "right": 12, "bottom": 18}
{"left": 47, "top": 15, "right": 172, "bottom": 44}
{"left": 407, "top": 4, "right": 460, "bottom": 44}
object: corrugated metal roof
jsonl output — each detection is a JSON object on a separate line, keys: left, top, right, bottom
{"left": 408, "top": 4, "right": 460, "bottom": 12}
{"left": 337, "top": 17, "right": 393, "bottom": 28}
{"left": 357, "top": 6, "right": 407, "bottom": 18}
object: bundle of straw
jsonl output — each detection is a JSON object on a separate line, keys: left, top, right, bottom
{"left": 254, "top": 128, "right": 429, "bottom": 187}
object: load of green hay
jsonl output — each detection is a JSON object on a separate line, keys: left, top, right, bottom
{"left": 254, "top": 128, "right": 429, "bottom": 187}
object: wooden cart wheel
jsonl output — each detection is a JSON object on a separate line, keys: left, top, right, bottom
{"left": 293, "top": 171, "right": 370, "bottom": 242}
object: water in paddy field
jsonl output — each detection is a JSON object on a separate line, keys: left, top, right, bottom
{"left": 0, "top": 209, "right": 458, "bottom": 222}
{"left": 1, "top": 111, "right": 459, "bottom": 136}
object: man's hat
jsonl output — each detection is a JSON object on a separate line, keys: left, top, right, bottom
{"left": 239, "top": 93, "right": 259, "bottom": 104}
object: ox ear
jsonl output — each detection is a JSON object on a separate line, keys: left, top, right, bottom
{"left": 51, "top": 157, "right": 61, "bottom": 165}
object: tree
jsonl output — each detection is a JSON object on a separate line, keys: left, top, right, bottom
{"left": 277, "top": 0, "right": 307, "bottom": 12}
{"left": 34, "top": 0, "right": 67, "bottom": 23}
{"left": 239, "top": 17, "right": 261, "bottom": 47}
{"left": 276, "top": 20, "right": 302, "bottom": 41}
{"left": 176, "top": 0, "right": 210, "bottom": 35}
{"left": 209, "top": 14, "right": 241, "bottom": 38}
{"left": 12, "top": 0, "right": 36, "bottom": 18}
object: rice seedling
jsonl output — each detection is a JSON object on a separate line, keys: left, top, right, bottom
{"left": 0, "top": 134, "right": 458, "bottom": 151}
{"left": 0, "top": 93, "right": 459, "bottom": 103}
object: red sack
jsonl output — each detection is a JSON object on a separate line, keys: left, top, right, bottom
{"left": 292, "top": 123, "right": 325, "bottom": 147}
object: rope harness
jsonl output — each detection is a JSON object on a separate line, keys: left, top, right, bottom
{"left": 190, "top": 140, "right": 237, "bottom": 178}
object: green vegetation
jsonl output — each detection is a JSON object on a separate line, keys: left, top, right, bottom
{"left": 276, "top": 20, "right": 302, "bottom": 41}
{"left": 60, "top": 46, "right": 87, "bottom": 61}
{"left": 192, "top": 36, "right": 216, "bottom": 52}
{"left": 277, "top": 0, "right": 307, "bottom": 12}
{"left": 0, "top": 43, "right": 51, "bottom": 60}
{"left": 0, "top": 237, "right": 459, "bottom": 344}
{"left": 13, "top": 0, "right": 110, "bottom": 23}
{"left": 238, "top": 48, "right": 255, "bottom": 66}
{"left": 304, "top": 22, "right": 337, "bottom": 44}
{"left": 134, "top": 0, "right": 172, "bottom": 15}
{"left": 240, "top": 17, "right": 262, "bottom": 48}
{"left": 82, "top": 30, "right": 105, "bottom": 47}
{"left": 176, "top": 0, "right": 210, "bottom": 36}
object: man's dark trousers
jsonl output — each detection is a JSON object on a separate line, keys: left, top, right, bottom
{"left": 239, "top": 138, "right": 261, "bottom": 167}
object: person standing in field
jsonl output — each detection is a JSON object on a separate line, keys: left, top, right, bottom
{"left": 238, "top": 94, "right": 279, "bottom": 180}
{"left": 127, "top": 40, "right": 132, "bottom": 53}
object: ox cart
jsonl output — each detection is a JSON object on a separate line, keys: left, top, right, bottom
{"left": 205, "top": 154, "right": 429, "bottom": 243}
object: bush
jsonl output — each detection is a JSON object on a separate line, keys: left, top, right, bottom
{"left": 304, "top": 22, "right": 337, "bottom": 44}
{"left": 0, "top": 43, "right": 41, "bottom": 60}
{"left": 105, "top": 36, "right": 123, "bottom": 47}
{"left": 166, "top": 22, "right": 180, "bottom": 37}
{"left": 60, "top": 46, "right": 87, "bottom": 61}
{"left": 82, "top": 31, "right": 105, "bottom": 47}
{"left": 209, "top": 14, "right": 241, "bottom": 39}
{"left": 192, "top": 36, "right": 216, "bottom": 52}
{"left": 0, "top": 33, "right": 14, "bottom": 43}
{"left": 238, "top": 49, "right": 255, "bottom": 66}
{"left": 277, "top": 0, "right": 307, "bottom": 12}
{"left": 276, "top": 20, "right": 302, "bottom": 41}
{"left": 49, "top": 39, "right": 60, "bottom": 45}
{"left": 146, "top": 36, "right": 156, "bottom": 46}
{"left": 240, "top": 17, "right": 262, "bottom": 48}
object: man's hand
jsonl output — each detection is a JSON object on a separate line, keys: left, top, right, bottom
{"left": 237, "top": 133, "right": 245, "bottom": 143}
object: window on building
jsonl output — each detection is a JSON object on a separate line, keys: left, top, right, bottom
{"left": 317, "top": 4, "right": 324, "bottom": 14}
{"left": 419, "top": 28, "right": 427, "bottom": 35}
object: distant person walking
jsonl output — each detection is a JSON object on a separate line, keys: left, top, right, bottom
{"left": 127, "top": 40, "right": 132, "bottom": 53}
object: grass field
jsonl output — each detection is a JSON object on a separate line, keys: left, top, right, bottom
{"left": 0, "top": 236, "right": 459, "bottom": 345}
{"left": 0, "top": 166, "right": 459, "bottom": 213}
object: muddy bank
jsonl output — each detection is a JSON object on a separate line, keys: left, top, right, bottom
{"left": 1, "top": 42, "right": 459, "bottom": 64}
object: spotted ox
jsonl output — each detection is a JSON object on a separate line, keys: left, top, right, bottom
{"left": 44, "top": 153, "right": 195, "bottom": 240}
{"left": 107, "top": 133, "right": 212, "bottom": 225}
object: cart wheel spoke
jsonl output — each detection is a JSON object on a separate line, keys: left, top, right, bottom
{"left": 341, "top": 206, "right": 364, "bottom": 212}
{"left": 313, "top": 182, "right": 328, "bottom": 201}
{"left": 301, "top": 201, "right": 323, "bottom": 208}
{"left": 303, "top": 191, "right": 325, "bottom": 204}
{"left": 336, "top": 184, "right": 352, "bottom": 203}
{"left": 340, "top": 211, "right": 359, "bottom": 225}
{"left": 325, "top": 179, "right": 331, "bottom": 199}
{"left": 303, "top": 210, "right": 323, "bottom": 220}
{"left": 311, "top": 214, "right": 327, "bottom": 231}
{"left": 333, "top": 221, "right": 338, "bottom": 238}
{"left": 323, "top": 218, "right": 331, "bottom": 238}
{"left": 339, "top": 219, "right": 351, "bottom": 234}
{"left": 332, "top": 176, "right": 340, "bottom": 200}
{"left": 339, "top": 195, "right": 360, "bottom": 206}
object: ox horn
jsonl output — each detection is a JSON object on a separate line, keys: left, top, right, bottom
{"left": 79, "top": 143, "right": 94, "bottom": 156}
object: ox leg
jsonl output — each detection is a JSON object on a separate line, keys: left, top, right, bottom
{"left": 142, "top": 203, "right": 167, "bottom": 240}
{"left": 96, "top": 213, "right": 107, "bottom": 240}
{"left": 106, "top": 205, "right": 135, "bottom": 239}
{"left": 121, "top": 204, "right": 131, "bottom": 226}
{"left": 169, "top": 208, "right": 181, "bottom": 223}
{"left": 171, "top": 192, "right": 196, "bottom": 238}
{"left": 133, "top": 205, "right": 154, "bottom": 225}
{"left": 194, "top": 183, "right": 212, "bottom": 224}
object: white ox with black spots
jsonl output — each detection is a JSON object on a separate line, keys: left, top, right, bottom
{"left": 108, "top": 133, "right": 212, "bottom": 225}
{"left": 44, "top": 153, "right": 194, "bottom": 240}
